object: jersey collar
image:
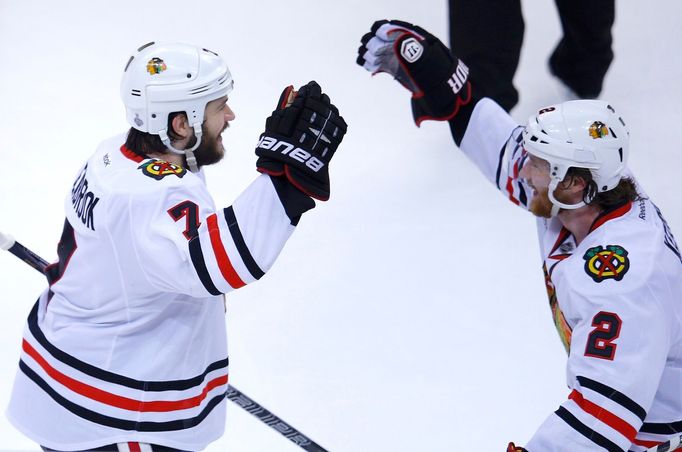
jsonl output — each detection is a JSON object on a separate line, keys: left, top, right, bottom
{"left": 588, "top": 201, "right": 633, "bottom": 234}
{"left": 120, "top": 145, "right": 146, "bottom": 163}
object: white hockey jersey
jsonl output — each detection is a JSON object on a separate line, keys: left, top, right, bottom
{"left": 7, "top": 135, "right": 301, "bottom": 450}
{"left": 459, "top": 99, "right": 682, "bottom": 451}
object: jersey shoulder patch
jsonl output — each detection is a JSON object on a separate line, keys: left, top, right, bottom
{"left": 582, "top": 244, "right": 630, "bottom": 283}
{"left": 138, "top": 159, "right": 187, "bottom": 180}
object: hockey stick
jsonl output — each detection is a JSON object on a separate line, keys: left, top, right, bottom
{"left": 644, "top": 434, "right": 682, "bottom": 452}
{"left": 0, "top": 231, "right": 328, "bottom": 452}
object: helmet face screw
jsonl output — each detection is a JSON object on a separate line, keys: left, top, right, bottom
{"left": 151, "top": 114, "right": 156, "bottom": 119}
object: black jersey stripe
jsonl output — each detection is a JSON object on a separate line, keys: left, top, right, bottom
{"left": 494, "top": 143, "right": 505, "bottom": 189}
{"left": 223, "top": 206, "right": 264, "bottom": 280}
{"left": 640, "top": 420, "right": 682, "bottom": 434}
{"left": 577, "top": 376, "right": 646, "bottom": 421}
{"left": 188, "top": 236, "right": 222, "bottom": 296}
{"left": 517, "top": 180, "right": 528, "bottom": 206}
{"left": 26, "top": 301, "right": 228, "bottom": 391}
{"left": 556, "top": 406, "right": 624, "bottom": 452}
{"left": 20, "top": 360, "right": 225, "bottom": 431}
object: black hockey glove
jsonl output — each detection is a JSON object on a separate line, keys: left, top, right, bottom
{"left": 256, "top": 81, "right": 347, "bottom": 201}
{"left": 356, "top": 20, "right": 473, "bottom": 126}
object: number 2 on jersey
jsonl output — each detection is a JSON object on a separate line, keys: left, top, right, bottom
{"left": 585, "top": 311, "right": 622, "bottom": 360}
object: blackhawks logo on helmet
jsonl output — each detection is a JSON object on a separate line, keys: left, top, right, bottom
{"left": 146, "top": 57, "right": 167, "bottom": 75}
{"left": 583, "top": 245, "right": 630, "bottom": 282}
{"left": 138, "top": 159, "right": 186, "bottom": 180}
{"left": 588, "top": 121, "right": 609, "bottom": 139}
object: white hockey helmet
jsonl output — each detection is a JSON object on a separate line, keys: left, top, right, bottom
{"left": 120, "top": 42, "right": 234, "bottom": 171}
{"left": 523, "top": 100, "right": 629, "bottom": 213}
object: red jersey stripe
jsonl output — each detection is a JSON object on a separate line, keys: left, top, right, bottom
{"left": 569, "top": 389, "right": 637, "bottom": 442}
{"left": 22, "top": 340, "right": 228, "bottom": 412}
{"left": 128, "top": 443, "right": 141, "bottom": 452}
{"left": 206, "top": 214, "right": 246, "bottom": 289}
{"left": 632, "top": 438, "right": 662, "bottom": 448}
{"left": 506, "top": 177, "right": 520, "bottom": 205}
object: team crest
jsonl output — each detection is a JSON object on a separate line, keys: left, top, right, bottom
{"left": 589, "top": 121, "right": 609, "bottom": 139}
{"left": 583, "top": 245, "right": 630, "bottom": 282}
{"left": 138, "top": 159, "right": 186, "bottom": 180}
{"left": 146, "top": 57, "right": 167, "bottom": 75}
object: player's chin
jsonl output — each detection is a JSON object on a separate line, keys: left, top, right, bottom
{"left": 529, "top": 197, "right": 553, "bottom": 218}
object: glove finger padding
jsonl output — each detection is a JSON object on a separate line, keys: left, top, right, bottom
{"left": 356, "top": 19, "right": 475, "bottom": 126}
{"left": 256, "top": 80, "right": 347, "bottom": 201}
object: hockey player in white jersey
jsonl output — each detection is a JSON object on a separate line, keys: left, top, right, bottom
{"left": 357, "top": 20, "right": 682, "bottom": 452}
{"left": 7, "top": 42, "right": 346, "bottom": 451}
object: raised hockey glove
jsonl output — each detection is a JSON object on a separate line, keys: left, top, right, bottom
{"left": 256, "top": 81, "right": 347, "bottom": 201}
{"left": 507, "top": 442, "right": 528, "bottom": 452}
{"left": 356, "top": 19, "right": 473, "bottom": 126}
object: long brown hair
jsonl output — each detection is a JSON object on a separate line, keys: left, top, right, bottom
{"left": 562, "top": 167, "right": 640, "bottom": 209}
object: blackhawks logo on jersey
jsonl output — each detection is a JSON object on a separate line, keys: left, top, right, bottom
{"left": 583, "top": 245, "right": 630, "bottom": 282}
{"left": 138, "top": 159, "right": 186, "bottom": 180}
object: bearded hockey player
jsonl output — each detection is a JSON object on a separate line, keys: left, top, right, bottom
{"left": 6, "top": 42, "right": 346, "bottom": 451}
{"left": 357, "top": 20, "right": 682, "bottom": 452}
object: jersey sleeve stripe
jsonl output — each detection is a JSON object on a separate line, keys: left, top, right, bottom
{"left": 494, "top": 144, "right": 505, "bottom": 188}
{"left": 569, "top": 389, "right": 637, "bottom": 442}
{"left": 632, "top": 438, "right": 663, "bottom": 448}
{"left": 577, "top": 376, "right": 647, "bottom": 421}
{"left": 555, "top": 406, "right": 625, "bottom": 452}
{"left": 18, "top": 360, "right": 226, "bottom": 432}
{"left": 206, "top": 214, "right": 246, "bottom": 289}
{"left": 22, "top": 339, "right": 228, "bottom": 412}
{"left": 505, "top": 177, "right": 521, "bottom": 205}
{"left": 223, "top": 206, "right": 265, "bottom": 280}
{"left": 640, "top": 420, "right": 682, "bottom": 434}
{"left": 26, "top": 300, "right": 229, "bottom": 391}
{"left": 188, "top": 236, "right": 222, "bottom": 296}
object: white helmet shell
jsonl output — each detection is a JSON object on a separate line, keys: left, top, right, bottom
{"left": 120, "top": 41, "right": 233, "bottom": 137}
{"left": 523, "top": 100, "right": 629, "bottom": 195}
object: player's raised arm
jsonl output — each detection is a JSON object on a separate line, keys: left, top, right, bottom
{"left": 356, "top": 19, "right": 529, "bottom": 210}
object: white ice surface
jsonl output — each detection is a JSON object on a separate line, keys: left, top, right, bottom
{"left": 0, "top": 1, "right": 681, "bottom": 451}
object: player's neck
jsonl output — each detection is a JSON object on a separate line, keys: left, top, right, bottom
{"left": 557, "top": 204, "right": 602, "bottom": 245}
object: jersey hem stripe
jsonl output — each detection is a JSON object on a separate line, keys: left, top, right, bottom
{"left": 19, "top": 360, "right": 225, "bottom": 432}
{"left": 27, "top": 300, "right": 228, "bottom": 391}
{"left": 23, "top": 340, "right": 228, "bottom": 412}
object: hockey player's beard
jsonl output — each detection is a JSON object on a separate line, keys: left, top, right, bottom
{"left": 529, "top": 186, "right": 554, "bottom": 218}
{"left": 192, "top": 125, "right": 227, "bottom": 168}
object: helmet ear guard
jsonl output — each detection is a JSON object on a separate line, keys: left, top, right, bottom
{"left": 120, "top": 42, "right": 234, "bottom": 172}
{"left": 522, "top": 100, "right": 629, "bottom": 215}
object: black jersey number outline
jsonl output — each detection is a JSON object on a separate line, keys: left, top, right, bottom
{"left": 584, "top": 311, "right": 622, "bottom": 360}
{"left": 167, "top": 200, "right": 201, "bottom": 240}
